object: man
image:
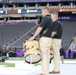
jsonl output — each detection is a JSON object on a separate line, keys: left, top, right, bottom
{"left": 29, "top": 7, "right": 53, "bottom": 75}
{"left": 49, "top": 12, "right": 63, "bottom": 74}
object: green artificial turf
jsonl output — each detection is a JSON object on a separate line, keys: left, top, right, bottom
{"left": 34, "top": 63, "right": 41, "bottom": 66}
{"left": 64, "top": 58, "right": 76, "bottom": 61}
{"left": 8, "top": 57, "right": 24, "bottom": 60}
{"left": 0, "top": 63, "right": 15, "bottom": 67}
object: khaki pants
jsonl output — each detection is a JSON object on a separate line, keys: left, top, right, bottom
{"left": 52, "top": 39, "right": 61, "bottom": 72}
{"left": 40, "top": 37, "right": 52, "bottom": 75}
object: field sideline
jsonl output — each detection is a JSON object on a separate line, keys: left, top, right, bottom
{"left": 0, "top": 57, "right": 76, "bottom": 68}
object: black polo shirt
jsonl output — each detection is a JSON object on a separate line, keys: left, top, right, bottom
{"left": 52, "top": 20, "right": 63, "bottom": 39}
{"left": 39, "top": 14, "right": 53, "bottom": 37}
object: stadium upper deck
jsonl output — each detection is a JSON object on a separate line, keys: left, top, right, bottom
{"left": 0, "top": 0, "right": 76, "bottom": 23}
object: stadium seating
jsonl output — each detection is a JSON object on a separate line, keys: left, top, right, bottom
{"left": 0, "top": 22, "right": 36, "bottom": 48}
{"left": 61, "top": 20, "right": 76, "bottom": 47}
{"left": 7, "top": 20, "right": 76, "bottom": 48}
{"left": 11, "top": 25, "right": 38, "bottom": 47}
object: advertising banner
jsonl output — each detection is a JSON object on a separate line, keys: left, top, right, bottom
{"left": 21, "top": 9, "right": 41, "bottom": 14}
{"left": 0, "top": 10, "right": 6, "bottom": 14}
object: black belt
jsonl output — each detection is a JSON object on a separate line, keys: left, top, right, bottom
{"left": 42, "top": 36, "right": 50, "bottom": 38}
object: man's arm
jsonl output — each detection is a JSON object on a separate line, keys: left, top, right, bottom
{"left": 28, "top": 27, "right": 42, "bottom": 41}
{"left": 29, "top": 16, "right": 47, "bottom": 41}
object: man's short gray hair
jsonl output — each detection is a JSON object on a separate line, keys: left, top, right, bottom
{"left": 42, "top": 7, "right": 50, "bottom": 12}
{"left": 51, "top": 12, "right": 58, "bottom": 17}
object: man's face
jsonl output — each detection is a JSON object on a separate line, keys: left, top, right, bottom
{"left": 42, "top": 9, "right": 45, "bottom": 17}
{"left": 51, "top": 14, "right": 55, "bottom": 21}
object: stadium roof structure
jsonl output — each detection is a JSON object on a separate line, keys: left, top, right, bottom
{"left": 0, "top": 0, "right": 76, "bottom": 4}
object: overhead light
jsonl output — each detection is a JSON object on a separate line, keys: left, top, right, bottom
{"left": 9, "top": 1, "right": 12, "bottom": 2}
{"left": 9, "top": 0, "right": 12, "bottom": 3}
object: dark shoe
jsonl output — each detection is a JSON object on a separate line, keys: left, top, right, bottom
{"left": 49, "top": 71, "right": 60, "bottom": 74}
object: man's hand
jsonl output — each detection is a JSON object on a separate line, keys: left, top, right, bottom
{"left": 51, "top": 31, "right": 57, "bottom": 37}
{"left": 28, "top": 36, "right": 35, "bottom": 41}
{"left": 28, "top": 27, "right": 42, "bottom": 41}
